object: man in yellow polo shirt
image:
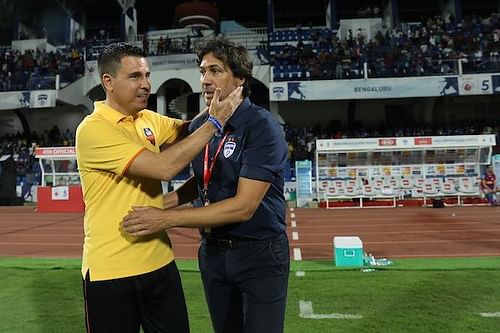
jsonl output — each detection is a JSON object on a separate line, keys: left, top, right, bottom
{"left": 76, "top": 42, "right": 242, "bottom": 333}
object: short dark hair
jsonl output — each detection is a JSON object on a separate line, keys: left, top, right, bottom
{"left": 196, "top": 38, "right": 253, "bottom": 97}
{"left": 97, "top": 42, "right": 145, "bottom": 78}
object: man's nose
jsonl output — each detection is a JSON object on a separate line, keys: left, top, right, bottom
{"left": 201, "top": 72, "right": 213, "bottom": 84}
{"left": 140, "top": 77, "right": 151, "bottom": 89}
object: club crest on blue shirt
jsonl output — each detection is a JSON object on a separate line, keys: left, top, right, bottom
{"left": 223, "top": 141, "right": 236, "bottom": 158}
{"left": 143, "top": 128, "right": 156, "bottom": 146}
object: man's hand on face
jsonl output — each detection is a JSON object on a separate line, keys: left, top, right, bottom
{"left": 208, "top": 86, "right": 243, "bottom": 126}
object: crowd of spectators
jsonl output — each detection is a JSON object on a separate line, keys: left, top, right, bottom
{"left": 2, "top": 13, "right": 500, "bottom": 186}
{"left": 0, "top": 126, "right": 75, "bottom": 198}
{"left": 142, "top": 35, "right": 193, "bottom": 56}
{"left": 0, "top": 47, "right": 84, "bottom": 92}
{"left": 1, "top": 120, "right": 498, "bottom": 192}
{"left": 285, "top": 119, "right": 500, "bottom": 164}
{"left": 4, "top": 12, "right": 500, "bottom": 89}
{"left": 270, "top": 13, "right": 500, "bottom": 81}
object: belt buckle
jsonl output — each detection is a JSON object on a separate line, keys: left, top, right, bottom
{"left": 217, "top": 239, "right": 233, "bottom": 250}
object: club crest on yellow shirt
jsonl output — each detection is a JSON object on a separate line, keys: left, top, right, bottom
{"left": 143, "top": 128, "right": 156, "bottom": 146}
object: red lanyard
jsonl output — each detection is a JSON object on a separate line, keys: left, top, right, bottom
{"left": 203, "top": 132, "right": 229, "bottom": 204}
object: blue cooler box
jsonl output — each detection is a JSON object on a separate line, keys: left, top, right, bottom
{"left": 334, "top": 236, "right": 363, "bottom": 266}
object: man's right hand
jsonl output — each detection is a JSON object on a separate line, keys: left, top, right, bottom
{"left": 208, "top": 86, "right": 243, "bottom": 126}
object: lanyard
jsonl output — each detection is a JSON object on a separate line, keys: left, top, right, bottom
{"left": 203, "top": 132, "right": 230, "bottom": 205}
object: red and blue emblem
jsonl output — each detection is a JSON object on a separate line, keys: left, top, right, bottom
{"left": 143, "top": 128, "right": 156, "bottom": 146}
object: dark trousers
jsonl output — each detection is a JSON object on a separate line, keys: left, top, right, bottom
{"left": 198, "top": 233, "right": 290, "bottom": 333}
{"left": 83, "top": 261, "right": 189, "bottom": 333}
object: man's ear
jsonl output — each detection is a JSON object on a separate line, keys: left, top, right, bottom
{"left": 235, "top": 77, "right": 245, "bottom": 87}
{"left": 102, "top": 74, "right": 113, "bottom": 91}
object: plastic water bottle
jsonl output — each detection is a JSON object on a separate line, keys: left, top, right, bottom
{"left": 369, "top": 253, "right": 376, "bottom": 266}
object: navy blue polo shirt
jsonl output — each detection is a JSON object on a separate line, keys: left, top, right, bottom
{"left": 189, "top": 97, "right": 288, "bottom": 240}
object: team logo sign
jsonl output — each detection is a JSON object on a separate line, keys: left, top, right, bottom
{"left": 143, "top": 128, "right": 156, "bottom": 146}
{"left": 273, "top": 86, "right": 284, "bottom": 98}
{"left": 37, "top": 94, "right": 48, "bottom": 106}
{"left": 223, "top": 141, "right": 236, "bottom": 158}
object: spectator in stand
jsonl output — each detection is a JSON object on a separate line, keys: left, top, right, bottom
{"left": 0, "top": 47, "right": 84, "bottom": 91}
{"left": 270, "top": 13, "right": 500, "bottom": 81}
{"left": 481, "top": 164, "right": 499, "bottom": 206}
{"left": 185, "top": 35, "right": 191, "bottom": 53}
{"left": 165, "top": 36, "right": 172, "bottom": 53}
{"left": 142, "top": 36, "right": 149, "bottom": 54}
{"left": 157, "top": 36, "right": 164, "bottom": 55}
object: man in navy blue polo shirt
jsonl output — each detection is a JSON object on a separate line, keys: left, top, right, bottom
{"left": 122, "top": 38, "right": 290, "bottom": 333}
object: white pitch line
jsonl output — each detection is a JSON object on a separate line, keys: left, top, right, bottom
{"left": 293, "top": 248, "right": 302, "bottom": 261}
{"left": 479, "top": 312, "right": 500, "bottom": 317}
{"left": 290, "top": 213, "right": 296, "bottom": 219}
{"left": 292, "top": 231, "right": 299, "bottom": 240}
{"left": 299, "top": 301, "right": 362, "bottom": 319}
{"left": 291, "top": 220, "right": 297, "bottom": 228}
{"left": 296, "top": 271, "right": 305, "bottom": 277}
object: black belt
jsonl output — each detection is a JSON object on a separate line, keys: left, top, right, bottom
{"left": 203, "top": 236, "right": 274, "bottom": 250}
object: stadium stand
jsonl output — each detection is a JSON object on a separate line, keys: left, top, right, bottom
{"left": 0, "top": 0, "right": 499, "bottom": 207}
{"left": 269, "top": 13, "right": 500, "bottom": 81}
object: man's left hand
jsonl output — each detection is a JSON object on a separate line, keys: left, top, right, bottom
{"left": 121, "top": 206, "right": 171, "bottom": 236}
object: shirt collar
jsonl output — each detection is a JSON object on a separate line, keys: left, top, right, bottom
{"left": 93, "top": 101, "right": 143, "bottom": 124}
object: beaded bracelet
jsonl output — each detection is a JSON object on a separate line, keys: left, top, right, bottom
{"left": 207, "top": 116, "right": 223, "bottom": 133}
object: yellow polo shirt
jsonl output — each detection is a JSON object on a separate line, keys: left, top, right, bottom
{"left": 76, "top": 101, "right": 184, "bottom": 281}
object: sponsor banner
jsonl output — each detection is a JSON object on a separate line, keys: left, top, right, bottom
{"left": 492, "top": 75, "right": 500, "bottom": 94}
{"left": 295, "top": 160, "right": 313, "bottom": 207}
{"left": 271, "top": 84, "right": 288, "bottom": 101}
{"left": 0, "top": 91, "right": 31, "bottom": 110}
{"left": 51, "top": 186, "right": 69, "bottom": 200}
{"left": 458, "top": 75, "right": 492, "bottom": 95}
{"left": 317, "top": 135, "right": 496, "bottom": 152}
{"left": 378, "top": 138, "right": 397, "bottom": 146}
{"left": 270, "top": 76, "right": 462, "bottom": 101}
{"left": 269, "top": 74, "right": 500, "bottom": 101}
{"left": 149, "top": 54, "right": 197, "bottom": 71}
{"left": 35, "top": 147, "right": 76, "bottom": 158}
{"left": 0, "top": 90, "right": 56, "bottom": 110}
{"left": 85, "top": 60, "right": 98, "bottom": 75}
{"left": 30, "top": 90, "right": 56, "bottom": 108}
{"left": 414, "top": 137, "right": 432, "bottom": 145}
